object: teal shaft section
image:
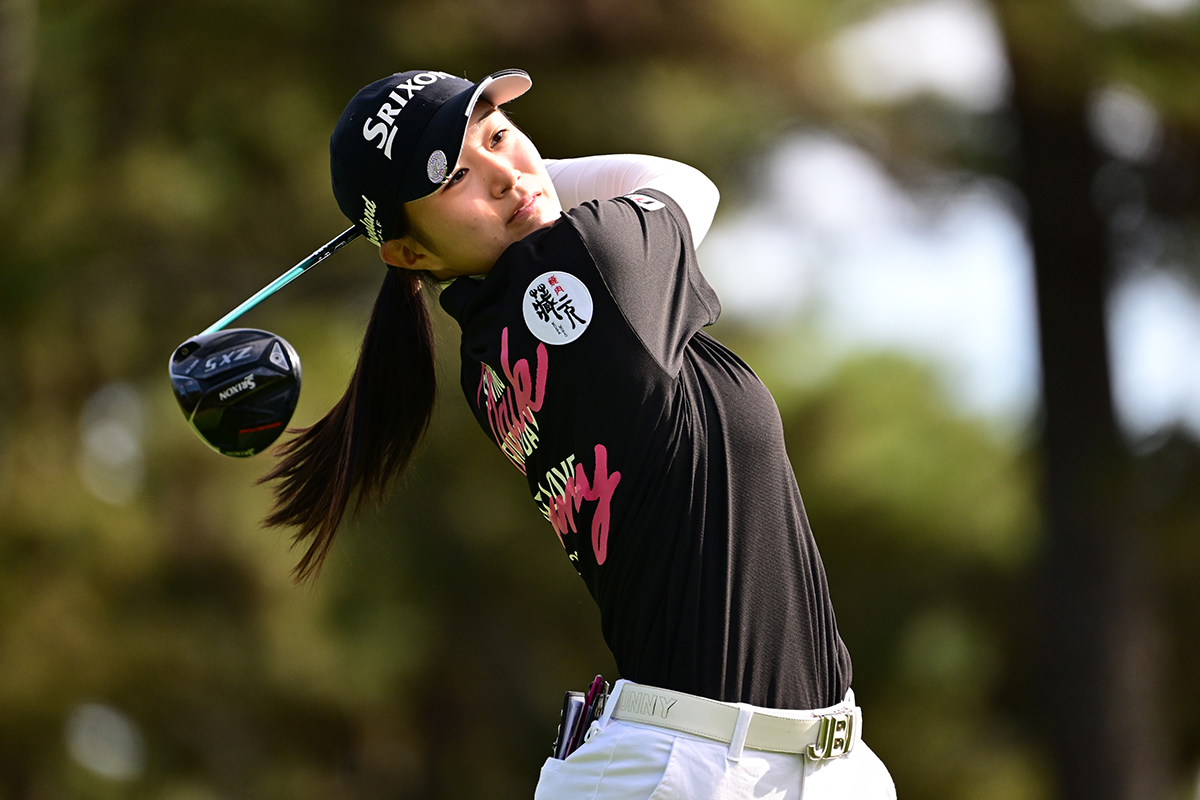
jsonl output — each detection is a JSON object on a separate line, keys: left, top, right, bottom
{"left": 201, "top": 227, "right": 360, "bottom": 335}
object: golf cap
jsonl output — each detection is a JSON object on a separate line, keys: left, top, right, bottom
{"left": 329, "top": 68, "right": 532, "bottom": 247}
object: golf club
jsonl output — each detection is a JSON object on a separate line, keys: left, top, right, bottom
{"left": 170, "top": 227, "right": 360, "bottom": 457}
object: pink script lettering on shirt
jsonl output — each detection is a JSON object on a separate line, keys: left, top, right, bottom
{"left": 476, "top": 327, "right": 547, "bottom": 474}
{"left": 546, "top": 444, "right": 622, "bottom": 565}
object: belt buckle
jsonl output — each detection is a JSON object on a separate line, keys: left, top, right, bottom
{"left": 807, "top": 711, "right": 855, "bottom": 760}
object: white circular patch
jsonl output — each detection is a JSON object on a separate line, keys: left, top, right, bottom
{"left": 427, "top": 150, "right": 448, "bottom": 184}
{"left": 523, "top": 271, "right": 593, "bottom": 345}
{"left": 626, "top": 193, "right": 665, "bottom": 211}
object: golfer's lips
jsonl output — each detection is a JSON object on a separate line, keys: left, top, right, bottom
{"left": 509, "top": 191, "right": 540, "bottom": 223}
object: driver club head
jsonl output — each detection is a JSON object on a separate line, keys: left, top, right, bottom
{"left": 169, "top": 328, "right": 302, "bottom": 457}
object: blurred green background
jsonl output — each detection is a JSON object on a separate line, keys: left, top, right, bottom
{"left": 2, "top": 0, "right": 1200, "bottom": 797}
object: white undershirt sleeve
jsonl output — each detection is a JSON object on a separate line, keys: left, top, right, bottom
{"left": 544, "top": 154, "right": 720, "bottom": 246}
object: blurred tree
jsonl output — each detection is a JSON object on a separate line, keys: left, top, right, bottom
{"left": 0, "top": 0, "right": 34, "bottom": 189}
{"left": 992, "top": 1, "right": 1200, "bottom": 797}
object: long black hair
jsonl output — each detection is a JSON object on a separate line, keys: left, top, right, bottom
{"left": 259, "top": 251, "right": 437, "bottom": 582}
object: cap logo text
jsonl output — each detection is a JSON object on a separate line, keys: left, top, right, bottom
{"left": 361, "top": 71, "right": 454, "bottom": 160}
{"left": 360, "top": 195, "right": 384, "bottom": 246}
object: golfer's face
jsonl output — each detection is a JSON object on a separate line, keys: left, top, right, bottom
{"left": 402, "top": 105, "right": 561, "bottom": 279}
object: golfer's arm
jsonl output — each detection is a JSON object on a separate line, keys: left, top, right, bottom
{"left": 545, "top": 154, "right": 720, "bottom": 246}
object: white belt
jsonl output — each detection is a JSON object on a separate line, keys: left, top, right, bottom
{"left": 607, "top": 681, "right": 861, "bottom": 760}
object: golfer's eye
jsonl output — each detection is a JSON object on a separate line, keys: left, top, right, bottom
{"left": 446, "top": 168, "right": 468, "bottom": 187}
{"left": 491, "top": 128, "right": 507, "bottom": 148}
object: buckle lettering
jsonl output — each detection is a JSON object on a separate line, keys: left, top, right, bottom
{"left": 807, "top": 713, "right": 854, "bottom": 760}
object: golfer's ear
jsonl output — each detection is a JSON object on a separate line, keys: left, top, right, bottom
{"left": 380, "top": 237, "right": 425, "bottom": 270}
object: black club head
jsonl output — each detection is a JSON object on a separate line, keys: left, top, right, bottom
{"left": 169, "top": 328, "right": 302, "bottom": 457}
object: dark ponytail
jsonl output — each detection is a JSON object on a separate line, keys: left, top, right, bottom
{"left": 259, "top": 266, "right": 437, "bottom": 582}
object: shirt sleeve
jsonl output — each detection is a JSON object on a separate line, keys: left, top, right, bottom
{"left": 545, "top": 155, "right": 720, "bottom": 246}
{"left": 563, "top": 188, "right": 721, "bottom": 377}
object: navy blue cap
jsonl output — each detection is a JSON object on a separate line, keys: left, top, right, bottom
{"left": 330, "top": 69, "right": 532, "bottom": 246}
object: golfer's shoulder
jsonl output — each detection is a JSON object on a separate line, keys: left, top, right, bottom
{"left": 560, "top": 192, "right": 690, "bottom": 261}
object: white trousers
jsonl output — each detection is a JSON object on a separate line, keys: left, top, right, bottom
{"left": 533, "top": 681, "right": 896, "bottom": 800}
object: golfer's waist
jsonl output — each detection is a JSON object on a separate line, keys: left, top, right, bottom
{"left": 607, "top": 680, "right": 861, "bottom": 758}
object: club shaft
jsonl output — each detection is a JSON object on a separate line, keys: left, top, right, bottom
{"left": 202, "top": 227, "right": 361, "bottom": 335}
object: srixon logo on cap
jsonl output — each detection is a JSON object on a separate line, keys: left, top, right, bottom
{"left": 361, "top": 71, "right": 455, "bottom": 160}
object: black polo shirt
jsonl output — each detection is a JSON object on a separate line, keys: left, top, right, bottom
{"left": 440, "top": 189, "right": 851, "bottom": 710}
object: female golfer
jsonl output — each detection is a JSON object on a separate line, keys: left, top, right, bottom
{"left": 263, "top": 68, "right": 895, "bottom": 798}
